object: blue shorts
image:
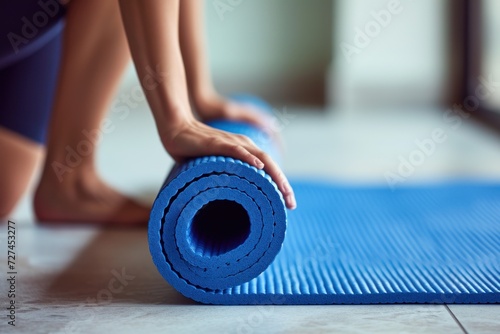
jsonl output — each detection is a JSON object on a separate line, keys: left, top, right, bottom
{"left": 0, "top": 0, "right": 66, "bottom": 144}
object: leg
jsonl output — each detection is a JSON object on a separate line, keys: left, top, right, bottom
{"left": 35, "top": 0, "right": 149, "bottom": 225}
{"left": 0, "top": 24, "right": 63, "bottom": 218}
{"left": 0, "top": 129, "right": 42, "bottom": 218}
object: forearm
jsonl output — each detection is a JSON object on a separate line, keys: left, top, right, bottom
{"left": 118, "top": 0, "right": 194, "bottom": 135}
{"left": 179, "top": 0, "right": 213, "bottom": 100}
{"left": 119, "top": 0, "right": 296, "bottom": 209}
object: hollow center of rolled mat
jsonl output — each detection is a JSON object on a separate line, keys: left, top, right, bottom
{"left": 188, "top": 200, "right": 251, "bottom": 257}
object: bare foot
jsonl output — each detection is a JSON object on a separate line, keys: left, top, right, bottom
{"left": 34, "top": 167, "right": 150, "bottom": 227}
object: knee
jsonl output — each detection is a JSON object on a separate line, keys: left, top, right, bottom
{"left": 0, "top": 196, "right": 19, "bottom": 219}
{"left": 0, "top": 169, "right": 36, "bottom": 218}
{"left": 0, "top": 128, "right": 42, "bottom": 218}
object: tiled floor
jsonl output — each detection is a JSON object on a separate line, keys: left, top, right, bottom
{"left": 2, "top": 103, "right": 500, "bottom": 333}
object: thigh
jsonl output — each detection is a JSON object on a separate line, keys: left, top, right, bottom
{"left": 0, "top": 27, "right": 62, "bottom": 217}
{"left": 0, "top": 31, "right": 62, "bottom": 144}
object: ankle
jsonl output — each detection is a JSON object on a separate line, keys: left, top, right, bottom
{"left": 42, "top": 151, "right": 96, "bottom": 185}
{"left": 34, "top": 164, "right": 98, "bottom": 217}
{"left": 39, "top": 160, "right": 96, "bottom": 195}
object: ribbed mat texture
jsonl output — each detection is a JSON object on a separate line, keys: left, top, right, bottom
{"left": 148, "top": 96, "right": 500, "bottom": 304}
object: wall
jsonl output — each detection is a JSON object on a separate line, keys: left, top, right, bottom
{"left": 330, "top": 0, "right": 448, "bottom": 109}
{"left": 205, "top": 0, "right": 333, "bottom": 106}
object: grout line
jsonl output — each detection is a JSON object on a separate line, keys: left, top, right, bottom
{"left": 444, "top": 304, "right": 469, "bottom": 334}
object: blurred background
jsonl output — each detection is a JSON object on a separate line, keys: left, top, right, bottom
{"left": 11, "top": 0, "right": 500, "bottom": 221}
{"left": 119, "top": 0, "right": 499, "bottom": 109}
{"left": 482, "top": 0, "right": 500, "bottom": 109}
{"left": 117, "top": 0, "right": 500, "bottom": 108}
{"left": 106, "top": 0, "right": 500, "bottom": 189}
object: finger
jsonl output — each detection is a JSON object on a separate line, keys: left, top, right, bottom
{"left": 225, "top": 135, "right": 294, "bottom": 209}
{"left": 235, "top": 134, "right": 256, "bottom": 146}
{"left": 238, "top": 111, "right": 269, "bottom": 129}
{"left": 219, "top": 142, "right": 264, "bottom": 170}
{"left": 228, "top": 103, "right": 271, "bottom": 129}
{"left": 235, "top": 111, "right": 285, "bottom": 155}
{"left": 248, "top": 149, "right": 296, "bottom": 210}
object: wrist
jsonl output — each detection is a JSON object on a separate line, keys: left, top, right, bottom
{"left": 193, "top": 91, "right": 229, "bottom": 121}
{"left": 162, "top": 111, "right": 198, "bottom": 141}
{"left": 153, "top": 102, "right": 193, "bottom": 138}
{"left": 191, "top": 85, "right": 217, "bottom": 107}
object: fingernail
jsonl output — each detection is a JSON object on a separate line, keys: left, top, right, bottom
{"left": 287, "top": 194, "right": 297, "bottom": 209}
{"left": 254, "top": 158, "right": 264, "bottom": 169}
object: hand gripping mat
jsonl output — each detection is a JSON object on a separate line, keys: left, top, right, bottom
{"left": 148, "top": 98, "right": 500, "bottom": 305}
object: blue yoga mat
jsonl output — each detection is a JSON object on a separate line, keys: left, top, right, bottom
{"left": 148, "top": 97, "right": 500, "bottom": 305}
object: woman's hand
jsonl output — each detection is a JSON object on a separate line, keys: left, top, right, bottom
{"left": 118, "top": 1, "right": 295, "bottom": 209}
{"left": 162, "top": 117, "right": 296, "bottom": 209}
{"left": 194, "top": 91, "right": 272, "bottom": 130}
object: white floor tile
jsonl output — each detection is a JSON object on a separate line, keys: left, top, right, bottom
{"left": 448, "top": 305, "right": 500, "bottom": 334}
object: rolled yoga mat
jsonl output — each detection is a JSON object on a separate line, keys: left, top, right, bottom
{"left": 148, "top": 96, "right": 500, "bottom": 305}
